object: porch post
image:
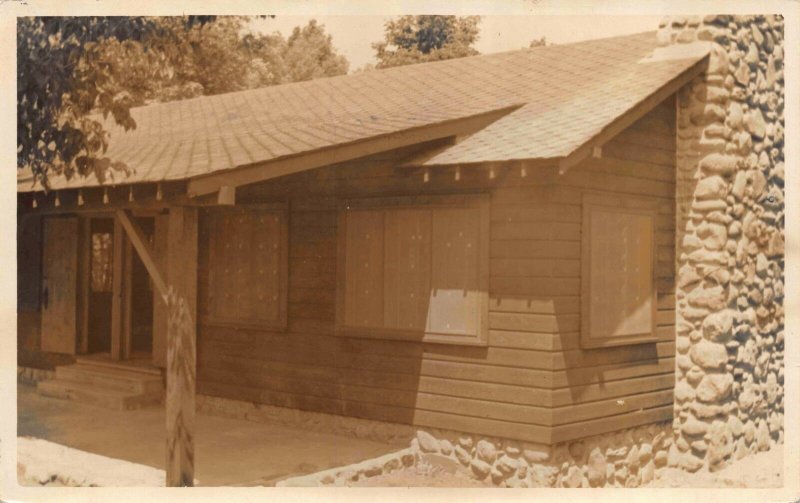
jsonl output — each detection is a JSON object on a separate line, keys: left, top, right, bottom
{"left": 164, "top": 206, "right": 198, "bottom": 487}
{"left": 110, "top": 217, "right": 125, "bottom": 360}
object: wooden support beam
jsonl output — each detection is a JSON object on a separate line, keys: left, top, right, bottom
{"left": 78, "top": 218, "right": 91, "bottom": 354}
{"left": 164, "top": 206, "right": 198, "bottom": 487}
{"left": 217, "top": 185, "right": 235, "bottom": 205}
{"left": 151, "top": 214, "right": 169, "bottom": 368}
{"left": 115, "top": 210, "right": 168, "bottom": 299}
{"left": 110, "top": 217, "right": 124, "bottom": 360}
{"left": 122, "top": 237, "right": 133, "bottom": 360}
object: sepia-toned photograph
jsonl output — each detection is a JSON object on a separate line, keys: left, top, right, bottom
{"left": 4, "top": 3, "right": 796, "bottom": 498}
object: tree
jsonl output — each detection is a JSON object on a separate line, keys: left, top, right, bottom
{"left": 17, "top": 16, "right": 217, "bottom": 187}
{"left": 154, "top": 16, "right": 254, "bottom": 98}
{"left": 18, "top": 16, "right": 349, "bottom": 188}
{"left": 372, "top": 15, "right": 481, "bottom": 69}
{"left": 529, "top": 36, "right": 547, "bottom": 48}
{"left": 282, "top": 20, "right": 349, "bottom": 82}
{"left": 241, "top": 31, "right": 288, "bottom": 89}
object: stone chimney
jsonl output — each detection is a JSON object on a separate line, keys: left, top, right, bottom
{"left": 659, "top": 15, "right": 785, "bottom": 472}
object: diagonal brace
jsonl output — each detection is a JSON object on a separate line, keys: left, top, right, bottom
{"left": 115, "top": 209, "right": 168, "bottom": 300}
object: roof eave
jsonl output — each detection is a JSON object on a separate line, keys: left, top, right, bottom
{"left": 557, "top": 52, "right": 710, "bottom": 175}
{"left": 417, "top": 51, "right": 710, "bottom": 173}
{"left": 185, "top": 104, "right": 524, "bottom": 197}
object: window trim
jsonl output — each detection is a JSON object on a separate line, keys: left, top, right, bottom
{"left": 201, "top": 202, "right": 289, "bottom": 331}
{"left": 335, "top": 193, "right": 490, "bottom": 346}
{"left": 580, "top": 193, "right": 659, "bottom": 349}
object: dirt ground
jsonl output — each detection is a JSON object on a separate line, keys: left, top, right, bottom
{"left": 17, "top": 383, "right": 399, "bottom": 486}
{"left": 351, "top": 459, "right": 493, "bottom": 487}
{"left": 646, "top": 446, "right": 783, "bottom": 488}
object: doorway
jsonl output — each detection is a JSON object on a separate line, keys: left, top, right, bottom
{"left": 85, "top": 216, "right": 155, "bottom": 362}
{"left": 87, "top": 218, "right": 113, "bottom": 354}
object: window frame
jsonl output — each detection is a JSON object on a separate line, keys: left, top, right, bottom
{"left": 580, "top": 193, "right": 659, "bottom": 349}
{"left": 335, "top": 193, "right": 490, "bottom": 346}
{"left": 201, "top": 202, "right": 289, "bottom": 331}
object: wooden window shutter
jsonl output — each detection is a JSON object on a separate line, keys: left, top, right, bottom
{"left": 205, "top": 204, "right": 287, "bottom": 329}
{"left": 427, "top": 206, "right": 482, "bottom": 340}
{"left": 343, "top": 209, "right": 385, "bottom": 328}
{"left": 383, "top": 209, "right": 432, "bottom": 331}
{"left": 337, "top": 194, "right": 489, "bottom": 346}
{"left": 581, "top": 194, "right": 658, "bottom": 348}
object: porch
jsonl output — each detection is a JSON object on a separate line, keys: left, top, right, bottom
{"left": 17, "top": 382, "right": 400, "bottom": 486}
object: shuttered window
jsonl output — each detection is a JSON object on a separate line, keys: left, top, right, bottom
{"left": 205, "top": 204, "right": 288, "bottom": 329}
{"left": 581, "top": 195, "right": 658, "bottom": 348}
{"left": 338, "top": 195, "right": 489, "bottom": 345}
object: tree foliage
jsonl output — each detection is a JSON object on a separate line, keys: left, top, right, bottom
{"left": 372, "top": 15, "right": 481, "bottom": 69}
{"left": 529, "top": 36, "right": 547, "bottom": 48}
{"left": 18, "top": 16, "right": 348, "bottom": 188}
{"left": 18, "top": 17, "right": 161, "bottom": 186}
{"left": 283, "top": 20, "right": 349, "bottom": 82}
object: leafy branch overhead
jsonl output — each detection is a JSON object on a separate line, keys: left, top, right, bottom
{"left": 373, "top": 15, "right": 482, "bottom": 69}
{"left": 17, "top": 16, "right": 349, "bottom": 189}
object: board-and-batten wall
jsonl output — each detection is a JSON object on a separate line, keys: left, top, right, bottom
{"left": 195, "top": 97, "right": 678, "bottom": 445}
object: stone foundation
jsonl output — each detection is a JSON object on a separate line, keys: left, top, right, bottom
{"left": 661, "top": 14, "right": 785, "bottom": 473}
{"left": 17, "top": 366, "right": 55, "bottom": 385}
{"left": 410, "top": 419, "right": 783, "bottom": 488}
{"left": 410, "top": 423, "right": 677, "bottom": 488}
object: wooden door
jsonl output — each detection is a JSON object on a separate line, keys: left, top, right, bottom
{"left": 41, "top": 217, "right": 79, "bottom": 354}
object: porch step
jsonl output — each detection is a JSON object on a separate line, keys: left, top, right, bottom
{"left": 74, "top": 356, "right": 162, "bottom": 376}
{"left": 57, "top": 362, "right": 163, "bottom": 394}
{"left": 38, "top": 362, "right": 164, "bottom": 410}
{"left": 37, "top": 378, "right": 164, "bottom": 410}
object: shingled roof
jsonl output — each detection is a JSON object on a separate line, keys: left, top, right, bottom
{"left": 18, "top": 31, "right": 709, "bottom": 193}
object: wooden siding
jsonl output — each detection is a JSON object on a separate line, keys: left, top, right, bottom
{"left": 195, "top": 96, "right": 677, "bottom": 445}
{"left": 15, "top": 99, "right": 676, "bottom": 444}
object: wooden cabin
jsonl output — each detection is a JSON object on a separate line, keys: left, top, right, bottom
{"left": 17, "top": 32, "right": 710, "bottom": 481}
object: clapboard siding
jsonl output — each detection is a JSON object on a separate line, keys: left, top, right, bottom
{"left": 196, "top": 96, "right": 677, "bottom": 444}
{"left": 540, "top": 96, "right": 676, "bottom": 437}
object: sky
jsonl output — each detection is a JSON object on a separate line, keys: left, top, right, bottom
{"left": 250, "top": 15, "right": 664, "bottom": 71}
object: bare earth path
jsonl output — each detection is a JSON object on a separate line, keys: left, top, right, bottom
{"left": 17, "top": 383, "right": 398, "bottom": 486}
{"left": 646, "top": 446, "right": 783, "bottom": 488}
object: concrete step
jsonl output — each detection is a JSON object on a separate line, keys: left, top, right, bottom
{"left": 55, "top": 363, "right": 163, "bottom": 394}
{"left": 37, "top": 378, "right": 164, "bottom": 410}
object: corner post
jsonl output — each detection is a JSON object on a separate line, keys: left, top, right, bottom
{"left": 110, "top": 217, "right": 125, "bottom": 360}
{"left": 165, "top": 206, "right": 198, "bottom": 487}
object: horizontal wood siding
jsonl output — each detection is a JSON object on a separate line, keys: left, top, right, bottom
{"left": 538, "top": 96, "right": 677, "bottom": 437}
{"left": 196, "top": 98, "right": 677, "bottom": 444}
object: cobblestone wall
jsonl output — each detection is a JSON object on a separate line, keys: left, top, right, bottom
{"left": 412, "top": 423, "right": 673, "bottom": 488}
{"left": 663, "top": 14, "right": 785, "bottom": 472}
